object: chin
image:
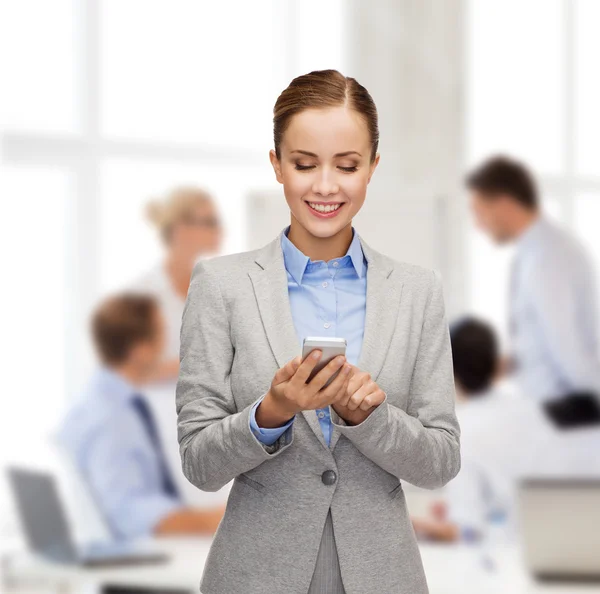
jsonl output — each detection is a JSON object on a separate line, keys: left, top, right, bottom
{"left": 293, "top": 213, "right": 352, "bottom": 240}
{"left": 308, "top": 222, "right": 350, "bottom": 238}
{"left": 494, "top": 234, "right": 511, "bottom": 245}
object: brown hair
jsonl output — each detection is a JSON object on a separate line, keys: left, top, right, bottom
{"left": 273, "top": 69, "right": 379, "bottom": 163}
{"left": 146, "top": 186, "right": 215, "bottom": 245}
{"left": 91, "top": 293, "right": 160, "bottom": 366}
{"left": 465, "top": 155, "right": 539, "bottom": 210}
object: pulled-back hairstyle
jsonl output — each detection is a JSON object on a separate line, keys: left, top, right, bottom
{"left": 146, "top": 186, "right": 216, "bottom": 245}
{"left": 273, "top": 69, "right": 379, "bottom": 163}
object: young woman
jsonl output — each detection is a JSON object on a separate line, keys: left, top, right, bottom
{"left": 176, "top": 69, "right": 461, "bottom": 594}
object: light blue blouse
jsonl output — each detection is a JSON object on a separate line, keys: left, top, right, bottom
{"left": 249, "top": 225, "right": 368, "bottom": 446}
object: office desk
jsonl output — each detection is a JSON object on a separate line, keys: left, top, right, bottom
{"left": 3, "top": 537, "right": 211, "bottom": 592}
{"left": 422, "top": 543, "right": 600, "bottom": 594}
{"left": 4, "top": 538, "right": 600, "bottom": 594}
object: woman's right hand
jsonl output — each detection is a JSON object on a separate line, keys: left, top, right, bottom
{"left": 267, "top": 351, "right": 353, "bottom": 417}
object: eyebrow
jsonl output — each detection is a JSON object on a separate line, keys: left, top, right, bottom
{"left": 290, "top": 150, "right": 362, "bottom": 158}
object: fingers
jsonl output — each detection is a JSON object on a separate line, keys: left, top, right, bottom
{"left": 273, "top": 355, "right": 302, "bottom": 386}
{"left": 346, "top": 381, "right": 384, "bottom": 411}
{"left": 329, "top": 368, "right": 353, "bottom": 408}
{"left": 316, "top": 361, "right": 352, "bottom": 407}
{"left": 345, "top": 382, "right": 370, "bottom": 410}
{"left": 348, "top": 385, "right": 385, "bottom": 411}
{"left": 358, "top": 388, "right": 385, "bottom": 411}
{"left": 342, "top": 370, "right": 371, "bottom": 406}
{"left": 308, "top": 355, "right": 347, "bottom": 393}
{"left": 291, "top": 350, "right": 323, "bottom": 386}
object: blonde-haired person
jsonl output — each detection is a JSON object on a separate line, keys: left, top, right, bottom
{"left": 177, "top": 70, "right": 460, "bottom": 594}
{"left": 131, "top": 186, "right": 222, "bottom": 384}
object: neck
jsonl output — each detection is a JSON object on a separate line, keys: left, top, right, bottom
{"left": 112, "top": 363, "right": 145, "bottom": 387}
{"left": 287, "top": 219, "right": 354, "bottom": 262}
{"left": 165, "top": 249, "right": 195, "bottom": 294}
{"left": 512, "top": 209, "right": 541, "bottom": 241}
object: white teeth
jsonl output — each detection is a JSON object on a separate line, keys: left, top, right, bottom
{"left": 308, "top": 202, "right": 342, "bottom": 213}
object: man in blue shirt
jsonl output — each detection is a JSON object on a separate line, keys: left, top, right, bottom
{"left": 58, "top": 293, "right": 224, "bottom": 540}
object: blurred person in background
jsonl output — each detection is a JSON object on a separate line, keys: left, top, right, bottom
{"left": 412, "top": 316, "right": 548, "bottom": 543}
{"left": 466, "top": 155, "right": 600, "bottom": 428}
{"left": 57, "top": 293, "right": 225, "bottom": 540}
{"left": 131, "top": 187, "right": 223, "bottom": 383}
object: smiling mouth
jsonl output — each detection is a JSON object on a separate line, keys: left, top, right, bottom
{"left": 305, "top": 201, "right": 345, "bottom": 215}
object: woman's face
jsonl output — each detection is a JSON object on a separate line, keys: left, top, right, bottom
{"left": 270, "top": 106, "right": 380, "bottom": 239}
{"left": 172, "top": 201, "right": 222, "bottom": 258}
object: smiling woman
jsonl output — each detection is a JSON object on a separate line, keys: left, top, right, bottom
{"left": 269, "top": 79, "right": 380, "bottom": 261}
{"left": 176, "top": 69, "right": 460, "bottom": 594}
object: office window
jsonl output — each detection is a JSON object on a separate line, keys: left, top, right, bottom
{"left": 0, "top": 166, "right": 71, "bottom": 459}
{"left": 575, "top": 194, "right": 600, "bottom": 279}
{"left": 1, "top": 0, "right": 79, "bottom": 134}
{"left": 1, "top": 1, "right": 345, "bottom": 461}
{"left": 575, "top": 0, "right": 600, "bottom": 176}
{"left": 467, "top": 0, "right": 565, "bottom": 176}
{"left": 100, "top": 1, "right": 284, "bottom": 149}
{"left": 292, "top": 0, "right": 346, "bottom": 75}
{"left": 466, "top": 0, "right": 600, "bottom": 346}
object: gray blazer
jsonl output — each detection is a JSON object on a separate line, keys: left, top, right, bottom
{"left": 176, "top": 228, "right": 461, "bottom": 594}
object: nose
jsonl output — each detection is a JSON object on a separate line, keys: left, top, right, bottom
{"left": 312, "top": 168, "right": 339, "bottom": 197}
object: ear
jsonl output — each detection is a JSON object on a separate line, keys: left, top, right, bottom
{"left": 269, "top": 149, "right": 284, "bottom": 184}
{"left": 367, "top": 153, "right": 380, "bottom": 184}
{"left": 495, "top": 355, "right": 511, "bottom": 379}
{"left": 126, "top": 342, "right": 142, "bottom": 366}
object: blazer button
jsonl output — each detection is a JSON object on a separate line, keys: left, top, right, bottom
{"left": 321, "top": 470, "right": 337, "bottom": 485}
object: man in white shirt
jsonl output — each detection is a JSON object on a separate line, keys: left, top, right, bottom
{"left": 466, "top": 155, "right": 600, "bottom": 427}
{"left": 412, "top": 317, "right": 548, "bottom": 543}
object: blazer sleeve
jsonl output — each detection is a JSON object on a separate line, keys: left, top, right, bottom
{"left": 176, "top": 261, "right": 295, "bottom": 492}
{"left": 330, "top": 269, "right": 461, "bottom": 489}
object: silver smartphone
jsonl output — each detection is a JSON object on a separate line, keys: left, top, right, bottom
{"left": 302, "top": 337, "right": 347, "bottom": 387}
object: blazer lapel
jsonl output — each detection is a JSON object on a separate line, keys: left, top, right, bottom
{"left": 329, "top": 236, "right": 404, "bottom": 451}
{"left": 248, "top": 232, "right": 299, "bottom": 369}
{"left": 355, "top": 236, "right": 404, "bottom": 380}
{"left": 248, "top": 231, "right": 330, "bottom": 450}
{"left": 248, "top": 230, "right": 404, "bottom": 453}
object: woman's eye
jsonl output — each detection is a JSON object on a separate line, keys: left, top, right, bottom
{"left": 294, "top": 164, "right": 357, "bottom": 172}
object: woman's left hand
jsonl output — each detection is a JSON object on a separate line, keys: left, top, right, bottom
{"left": 331, "top": 365, "right": 386, "bottom": 426}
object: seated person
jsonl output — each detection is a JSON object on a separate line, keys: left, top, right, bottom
{"left": 58, "top": 293, "right": 225, "bottom": 540}
{"left": 412, "top": 316, "right": 546, "bottom": 543}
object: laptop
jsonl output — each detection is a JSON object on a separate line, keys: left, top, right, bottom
{"left": 7, "top": 467, "right": 169, "bottom": 567}
{"left": 518, "top": 478, "right": 600, "bottom": 582}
